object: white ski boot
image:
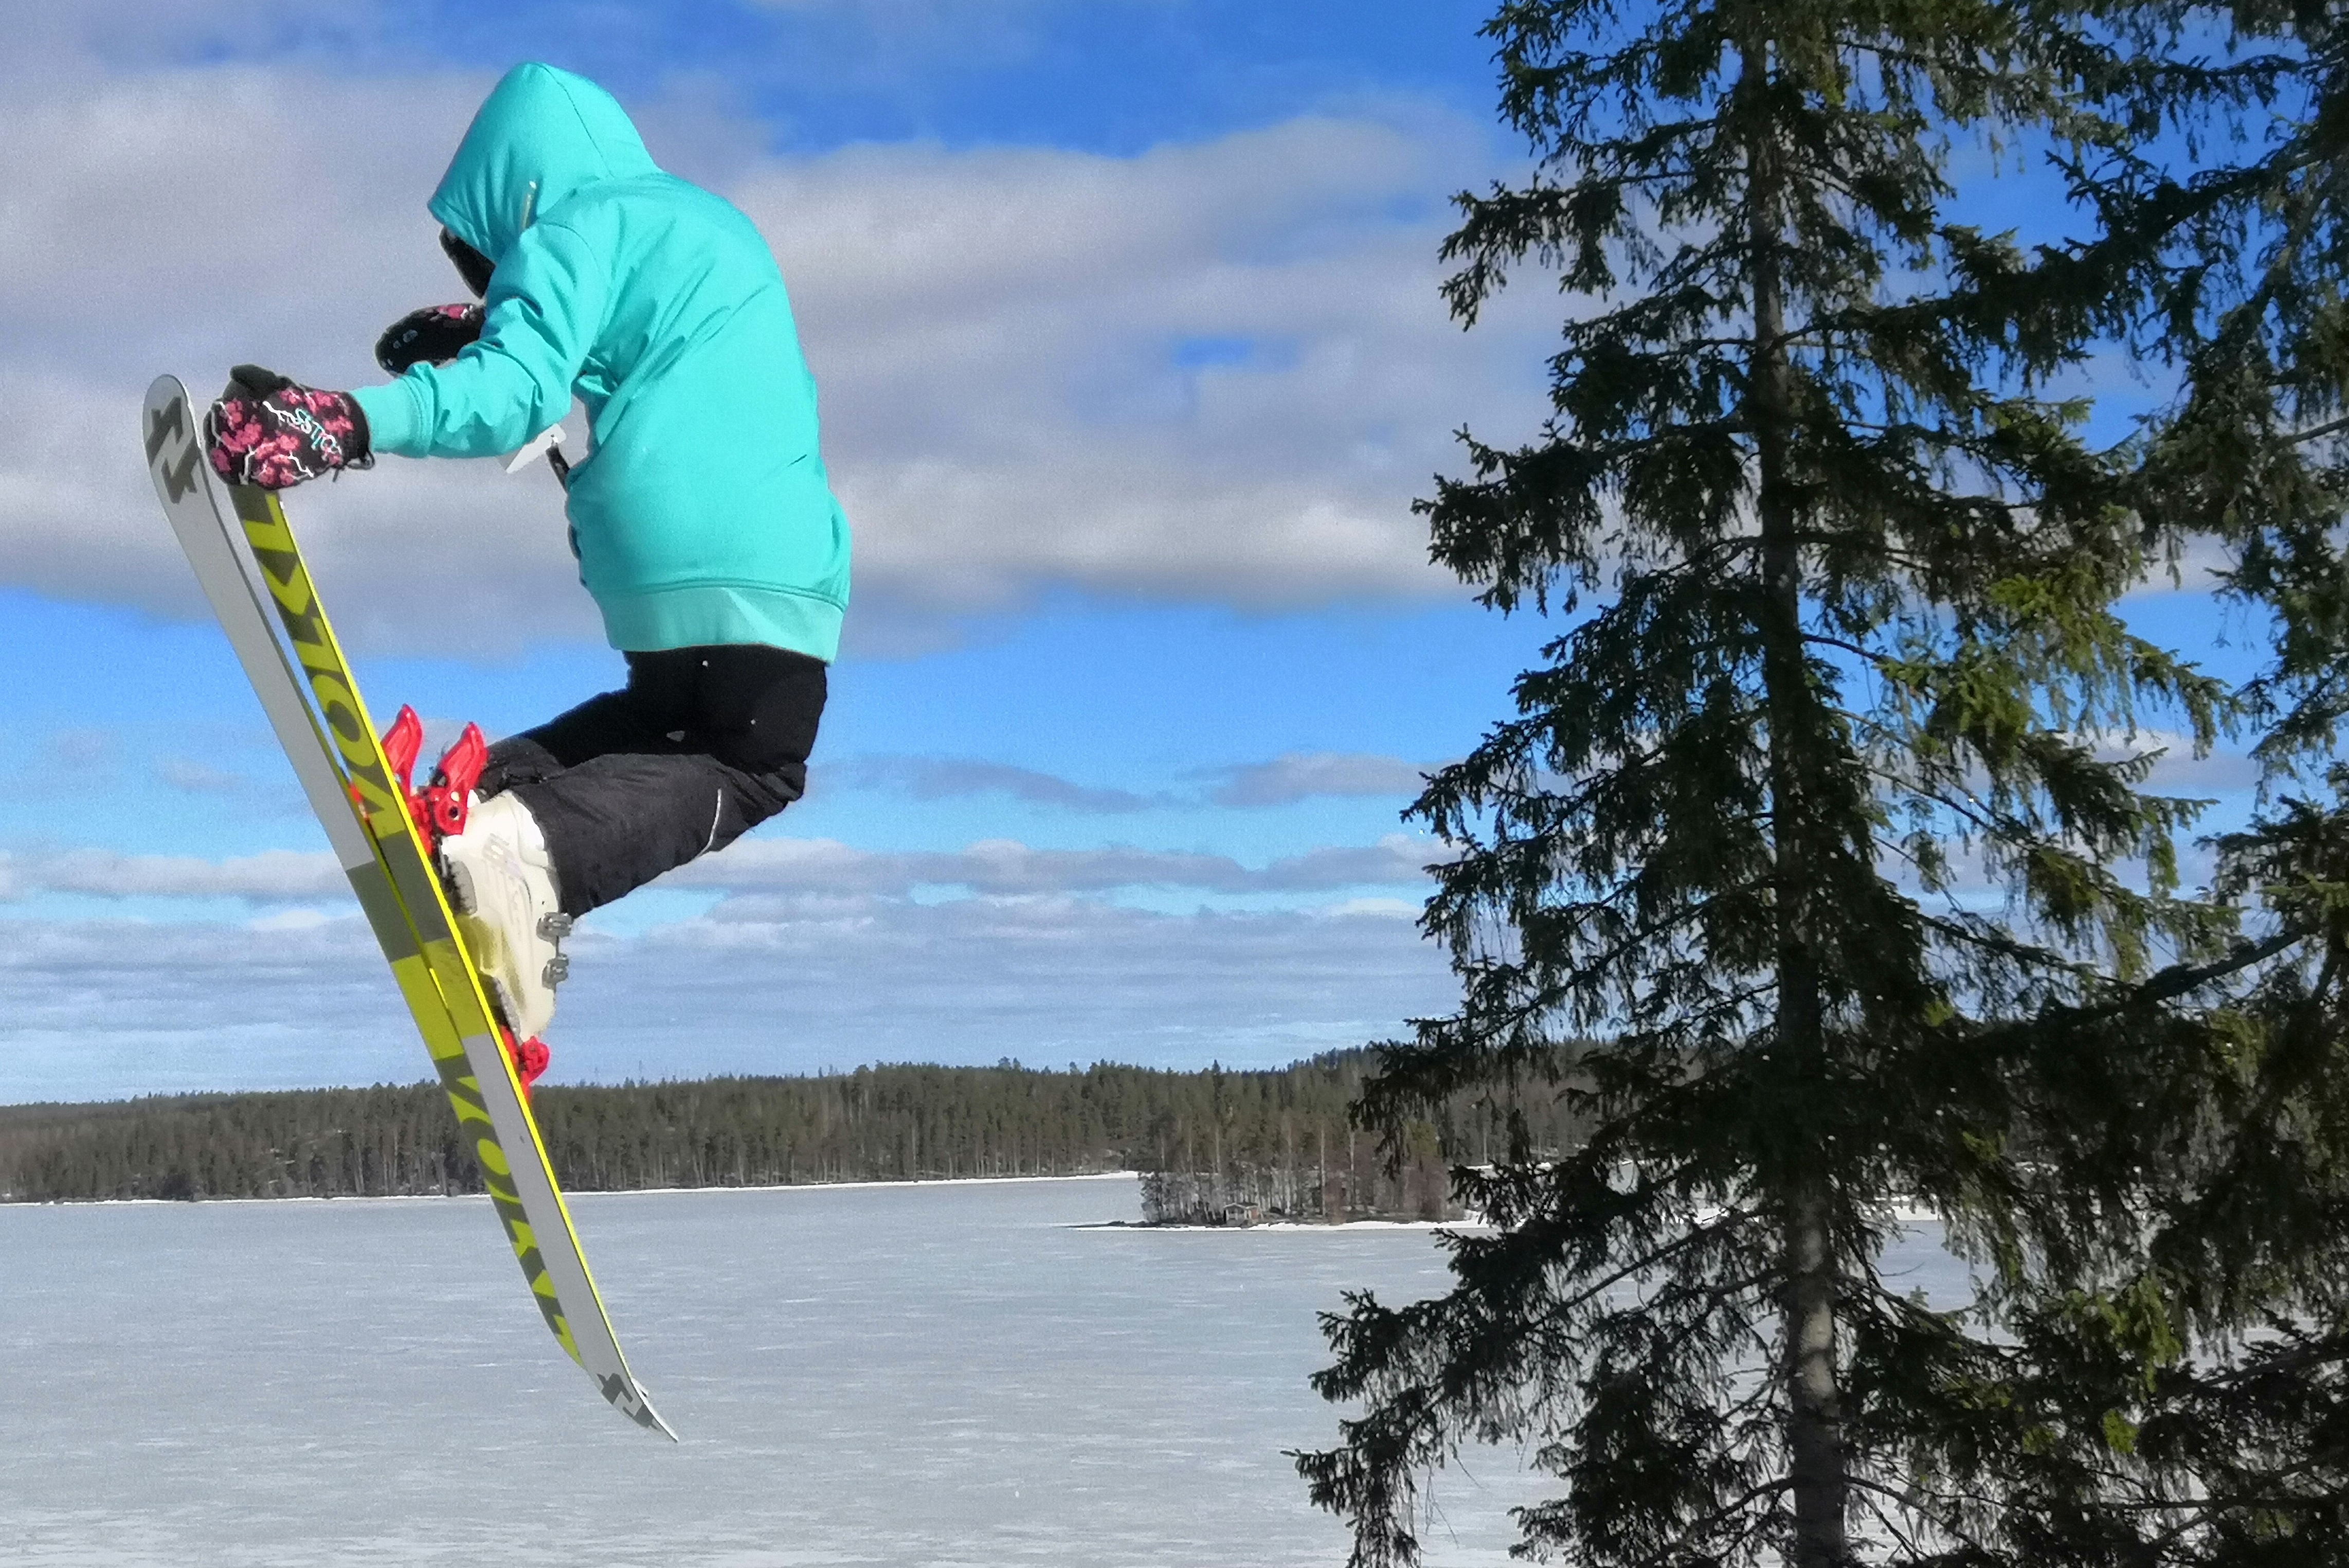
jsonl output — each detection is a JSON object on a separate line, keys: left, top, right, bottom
{"left": 438, "top": 791, "right": 570, "bottom": 1042}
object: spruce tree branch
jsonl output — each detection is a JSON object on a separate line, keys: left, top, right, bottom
{"left": 1458, "top": 878, "right": 1771, "bottom": 1011}
{"left": 1619, "top": 1477, "right": 1795, "bottom": 1568}
{"left": 1848, "top": 1485, "right": 1945, "bottom": 1562}
{"left": 1847, "top": 756, "right": 2009, "bottom": 841}
{"left": 1671, "top": 980, "right": 1783, "bottom": 1033}
{"left": 1943, "top": 925, "right": 2306, "bottom": 1052}
{"left": 1911, "top": 906, "right": 2115, "bottom": 989}
{"left": 2105, "top": 924, "right": 2303, "bottom": 1008}
{"left": 2279, "top": 412, "right": 2349, "bottom": 447}
{"left": 1803, "top": 633, "right": 1894, "bottom": 666}
{"left": 1848, "top": 1474, "right": 2000, "bottom": 1553}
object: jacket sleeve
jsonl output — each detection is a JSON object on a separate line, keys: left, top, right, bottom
{"left": 352, "top": 219, "right": 607, "bottom": 459}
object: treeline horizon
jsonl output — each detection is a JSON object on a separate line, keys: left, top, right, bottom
{"left": 0, "top": 1051, "right": 1590, "bottom": 1214}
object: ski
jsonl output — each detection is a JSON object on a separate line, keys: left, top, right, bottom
{"left": 142, "top": 374, "right": 675, "bottom": 1439}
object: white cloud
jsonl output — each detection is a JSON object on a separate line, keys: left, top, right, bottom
{"left": 1321, "top": 897, "right": 1423, "bottom": 919}
{"left": 0, "top": 56, "right": 1542, "bottom": 651}
{"left": 0, "top": 848, "right": 347, "bottom": 902}
{"left": 0, "top": 832, "right": 1444, "bottom": 905}
{"left": 0, "top": 913, "right": 420, "bottom": 1101}
{"left": 835, "top": 755, "right": 1161, "bottom": 814}
{"left": 2123, "top": 731, "right": 2263, "bottom": 795}
{"left": 834, "top": 748, "right": 1442, "bottom": 812}
{"left": 667, "top": 832, "right": 1445, "bottom": 896}
{"left": 556, "top": 893, "right": 1452, "bottom": 1078}
{"left": 1207, "top": 750, "right": 1435, "bottom": 806}
{"left": 0, "top": 895, "right": 1458, "bottom": 1101}
{"left": 749, "top": 116, "right": 1547, "bottom": 621}
{"left": 2077, "top": 729, "right": 2262, "bottom": 797}
{"left": 0, "top": 61, "right": 577, "bottom": 642}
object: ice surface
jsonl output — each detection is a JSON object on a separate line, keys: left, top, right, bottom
{"left": 0, "top": 1175, "right": 1973, "bottom": 1566}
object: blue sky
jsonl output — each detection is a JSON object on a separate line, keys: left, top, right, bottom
{"left": 0, "top": 0, "right": 1556, "bottom": 1099}
{"left": 0, "top": 0, "right": 2263, "bottom": 1101}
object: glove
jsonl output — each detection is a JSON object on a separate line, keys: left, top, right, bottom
{"left": 204, "top": 365, "right": 373, "bottom": 491}
{"left": 376, "top": 303, "right": 484, "bottom": 375}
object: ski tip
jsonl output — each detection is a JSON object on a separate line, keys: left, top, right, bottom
{"left": 636, "top": 1393, "right": 682, "bottom": 1443}
{"left": 601, "top": 1371, "right": 680, "bottom": 1441}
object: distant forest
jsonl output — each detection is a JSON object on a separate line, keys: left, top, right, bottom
{"left": 0, "top": 1053, "right": 1591, "bottom": 1221}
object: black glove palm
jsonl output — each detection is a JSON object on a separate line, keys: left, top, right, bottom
{"left": 376, "top": 303, "right": 485, "bottom": 375}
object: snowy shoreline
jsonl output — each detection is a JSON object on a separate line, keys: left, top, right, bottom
{"left": 1095, "top": 1204, "right": 1950, "bottom": 1232}
{"left": 0, "top": 1169, "right": 1142, "bottom": 1208}
{"left": 2, "top": 1177, "right": 1951, "bottom": 1230}
{"left": 1080, "top": 1217, "right": 1488, "bottom": 1233}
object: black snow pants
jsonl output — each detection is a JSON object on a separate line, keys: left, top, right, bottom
{"left": 476, "top": 643, "right": 828, "bottom": 916}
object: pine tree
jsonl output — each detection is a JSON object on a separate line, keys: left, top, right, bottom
{"left": 1294, "top": 3, "right": 2254, "bottom": 1563}
{"left": 1884, "top": 8, "right": 2349, "bottom": 1553}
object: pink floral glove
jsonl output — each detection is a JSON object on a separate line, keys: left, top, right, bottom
{"left": 204, "top": 365, "right": 372, "bottom": 491}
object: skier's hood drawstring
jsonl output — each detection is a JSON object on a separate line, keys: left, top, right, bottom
{"left": 428, "top": 63, "right": 659, "bottom": 266}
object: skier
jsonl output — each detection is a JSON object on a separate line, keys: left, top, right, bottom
{"left": 204, "top": 62, "right": 850, "bottom": 1050}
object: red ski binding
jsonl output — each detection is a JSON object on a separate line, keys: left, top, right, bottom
{"left": 380, "top": 706, "right": 487, "bottom": 845}
{"left": 423, "top": 723, "right": 487, "bottom": 839}
{"left": 383, "top": 706, "right": 425, "bottom": 831}
{"left": 381, "top": 709, "right": 553, "bottom": 1099}
{"left": 504, "top": 1028, "right": 552, "bottom": 1097}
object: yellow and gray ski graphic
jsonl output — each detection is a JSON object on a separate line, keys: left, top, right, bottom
{"left": 143, "top": 374, "right": 674, "bottom": 1439}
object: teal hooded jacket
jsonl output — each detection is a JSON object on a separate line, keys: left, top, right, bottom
{"left": 352, "top": 64, "right": 851, "bottom": 661}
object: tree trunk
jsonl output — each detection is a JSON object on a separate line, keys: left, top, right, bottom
{"left": 1741, "top": 37, "right": 1850, "bottom": 1568}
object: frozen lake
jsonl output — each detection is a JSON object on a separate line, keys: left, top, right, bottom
{"left": 1, "top": 1175, "right": 1972, "bottom": 1566}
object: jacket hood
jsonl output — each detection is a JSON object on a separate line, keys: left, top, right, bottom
{"left": 429, "top": 64, "right": 658, "bottom": 265}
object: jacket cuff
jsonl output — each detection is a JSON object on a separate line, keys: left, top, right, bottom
{"left": 351, "top": 377, "right": 426, "bottom": 457}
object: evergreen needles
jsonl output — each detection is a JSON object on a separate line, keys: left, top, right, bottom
{"left": 1298, "top": 3, "right": 2349, "bottom": 1563}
